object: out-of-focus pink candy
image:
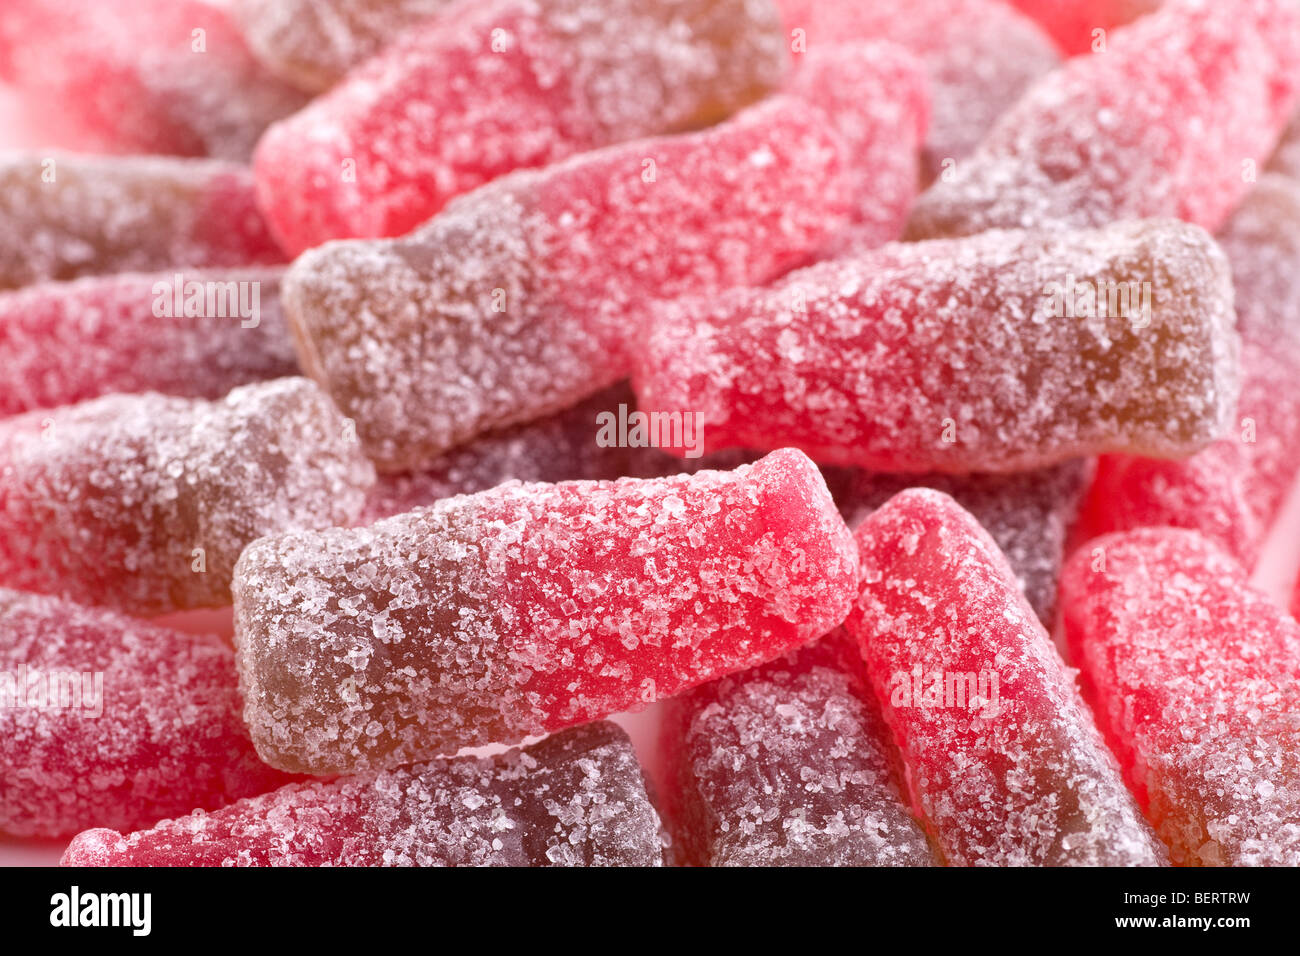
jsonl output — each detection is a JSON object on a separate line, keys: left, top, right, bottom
{"left": 0, "top": 0, "right": 307, "bottom": 160}
{"left": 0, "top": 588, "right": 296, "bottom": 838}
{"left": 908, "top": 0, "right": 1300, "bottom": 238}
{"left": 0, "top": 379, "right": 374, "bottom": 615}
{"left": 1005, "top": 0, "right": 1162, "bottom": 55}
{"left": 0, "top": 153, "right": 284, "bottom": 291}
{"left": 253, "top": 0, "right": 788, "bottom": 253}
{"left": 0, "top": 269, "right": 296, "bottom": 416}
{"left": 776, "top": 0, "right": 1058, "bottom": 181}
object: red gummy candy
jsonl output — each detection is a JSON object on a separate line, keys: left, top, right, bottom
{"left": 1005, "top": 0, "right": 1162, "bottom": 55}
{"left": 61, "top": 721, "right": 664, "bottom": 867}
{"left": 1061, "top": 528, "right": 1300, "bottom": 866}
{"left": 844, "top": 489, "right": 1165, "bottom": 865}
{"left": 0, "top": 0, "right": 307, "bottom": 160}
{"left": 634, "top": 219, "right": 1238, "bottom": 474}
{"left": 233, "top": 0, "right": 456, "bottom": 92}
{"left": 0, "top": 588, "right": 295, "bottom": 838}
{"left": 284, "top": 45, "right": 927, "bottom": 471}
{"left": 777, "top": 0, "right": 1059, "bottom": 181}
{"left": 233, "top": 448, "right": 858, "bottom": 774}
{"left": 0, "top": 153, "right": 284, "bottom": 291}
{"left": 908, "top": 0, "right": 1300, "bottom": 239}
{"left": 253, "top": 0, "right": 787, "bottom": 253}
{"left": 0, "top": 378, "right": 374, "bottom": 615}
{"left": 661, "top": 632, "right": 935, "bottom": 866}
{"left": 0, "top": 269, "right": 296, "bottom": 416}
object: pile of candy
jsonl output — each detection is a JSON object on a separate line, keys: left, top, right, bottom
{"left": 2, "top": 0, "right": 1299, "bottom": 867}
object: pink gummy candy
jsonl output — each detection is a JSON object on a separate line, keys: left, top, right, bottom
{"left": 777, "top": 0, "right": 1059, "bottom": 181}
{"left": 61, "top": 721, "right": 664, "bottom": 866}
{"left": 1061, "top": 528, "right": 1300, "bottom": 866}
{"left": 0, "top": 153, "right": 284, "bottom": 291}
{"left": 233, "top": 0, "right": 456, "bottom": 92}
{"left": 822, "top": 460, "right": 1091, "bottom": 625}
{"left": 1078, "top": 176, "right": 1300, "bottom": 566}
{"left": 1005, "top": 0, "right": 1163, "bottom": 55}
{"left": 0, "top": 588, "right": 296, "bottom": 839}
{"left": 633, "top": 219, "right": 1239, "bottom": 474}
{"left": 0, "top": 269, "right": 296, "bottom": 416}
{"left": 252, "top": 0, "right": 787, "bottom": 253}
{"left": 233, "top": 448, "right": 858, "bottom": 774}
{"left": 0, "top": 378, "right": 374, "bottom": 616}
{"left": 907, "top": 0, "right": 1300, "bottom": 239}
{"left": 283, "top": 45, "right": 927, "bottom": 472}
{"left": 844, "top": 489, "right": 1165, "bottom": 866}
{"left": 0, "top": 0, "right": 307, "bottom": 160}
{"left": 661, "top": 632, "right": 935, "bottom": 866}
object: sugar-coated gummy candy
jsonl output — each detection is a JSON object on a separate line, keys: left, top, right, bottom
{"left": 361, "top": 383, "right": 749, "bottom": 523}
{"left": 822, "top": 461, "right": 1091, "bottom": 625}
{"left": 253, "top": 0, "right": 787, "bottom": 253}
{"left": 0, "top": 269, "right": 296, "bottom": 417}
{"left": 61, "top": 721, "right": 663, "bottom": 867}
{"left": 284, "top": 45, "right": 926, "bottom": 472}
{"left": 777, "top": 0, "right": 1058, "bottom": 182}
{"left": 0, "top": 153, "right": 284, "bottom": 291}
{"left": 907, "top": 0, "right": 1300, "bottom": 239}
{"left": 0, "top": 589, "right": 296, "bottom": 839}
{"left": 233, "top": 0, "right": 454, "bottom": 92}
{"left": 1005, "top": 0, "right": 1163, "bottom": 55}
{"left": 634, "top": 219, "right": 1239, "bottom": 474}
{"left": 234, "top": 448, "right": 858, "bottom": 774}
{"left": 1078, "top": 175, "right": 1300, "bottom": 565}
{"left": 0, "top": 378, "right": 374, "bottom": 616}
{"left": 844, "top": 489, "right": 1165, "bottom": 866}
{"left": 661, "top": 632, "right": 935, "bottom": 867}
{"left": 0, "top": 0, "right": 306, "bottom": 160}
{"left": 1061, "top": 528, "right": 1300, "bottom": 866}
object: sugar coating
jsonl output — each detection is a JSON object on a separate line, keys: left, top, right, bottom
{"left": 0, "top": 153, "right": 284, "bottom": 291}
{"left": 284, "top": 46, "right": 924, "bottom": 472}
{"left": 0, "top": 378, "right": 375, "bottom": 616}
{"left": 634, "top": 219, "right": 1239, "bottom": 473}
{"left": 1078, "top": 176, "right": 1300, "bottom": 565}
{"left": 1061, "top": 528, "right": 1300, "bottom": 866}
{"left": 0, "top": 588, "right": 296, "bottom": 839}
{"left": 845, "top": 489, "right": 1166, "bottom": 866}
{"left": 1005, "top": 0, "right": 1163, "bottom": 55}
{"left": 234, "top": 448, "right": 858, "bottom": 774}
{"left": 662, "top": 633, "right": 936, "bottom": 866}
{"left": 0, "top": 0, "right": 306, "bottom": 160}
{"left": 907, "top": 0, "right": 1300, "bottom": 239}
{"left": 823, "top": 460, "right": 1091, "bottom": 625}
{"left": 0, "top": 269, "right": 297, "bottom": 416}
{"left": 777, "top": 0, "right": 1058, "bottom": 182}
{"left": 60, "top": 721, "right": 664, "bottom": 867}
{"left": 361, "top": 383, "right": 751, "bottom": 523}
{"left": 234, "top": 0, "right": 455, "bottom": 92}
{"left": 253, "top": 0, "right": 786, "bottom": 252}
